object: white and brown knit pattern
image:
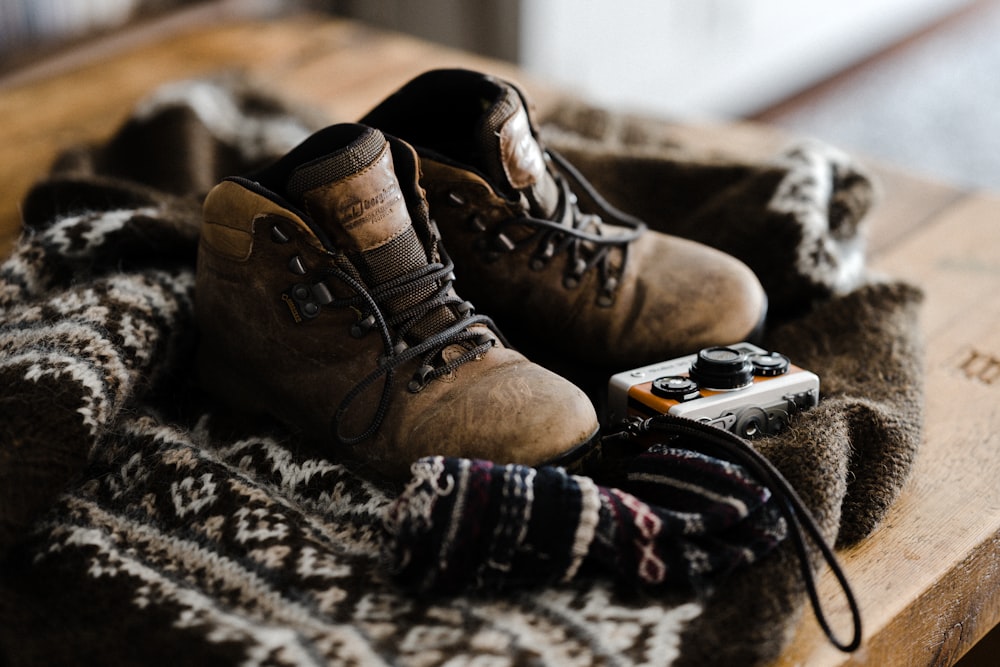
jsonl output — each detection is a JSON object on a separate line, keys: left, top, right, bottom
{"left": 21, "top": 409, "right": 706, "bottom": 667}
{"left": 0, "top": 194, "right": 199, "bottom": 550}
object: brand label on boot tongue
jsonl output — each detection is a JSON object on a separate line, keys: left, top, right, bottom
{"left": 498, "top": 105, "right": 559, "bottom": 216}
{"left": 301, "top": 143, "right": 410, "bottom": 252}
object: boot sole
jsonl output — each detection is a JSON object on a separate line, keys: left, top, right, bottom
{"left": 541, "top": 424, "right": 602, "bottom": 473}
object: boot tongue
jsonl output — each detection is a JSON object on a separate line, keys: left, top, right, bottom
{"left": 286, "top": 127, "right": 412, "bottom": 255}
{"left": 286, "top": 127, "right": 456, "bottom": 342}
{"left": 479, "top": 84, "right": 560, "bottom": 218}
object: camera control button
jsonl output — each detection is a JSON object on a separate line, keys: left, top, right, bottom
{"left": 650, "top": 376, "right": 700, "bottom": 401}
{"left": 689, "top": 346, "right": 754, "bottom": 390}
{"left": 750, "top": 352, "right": 790, "bottom": 376}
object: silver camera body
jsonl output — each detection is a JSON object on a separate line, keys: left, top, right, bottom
{"left": 607, "top": 342, "right": 819, "bottom": 438}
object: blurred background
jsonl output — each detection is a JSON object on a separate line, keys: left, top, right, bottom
{"left": 1, "top": 0, "right": 998, "bottom": 190}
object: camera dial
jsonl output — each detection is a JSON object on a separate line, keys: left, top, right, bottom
{"left": 750, "top": 352, "right": 790, "bottom": 377}
{"left": 689, "top": 346, "right": 754, "bottom": 391}
{"left": 650, "top": 376, "right": 701, "bottom": 401}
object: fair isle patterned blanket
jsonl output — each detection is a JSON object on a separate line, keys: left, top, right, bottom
{"left": 0, "top": 76, "right": 924, "bottom": 666}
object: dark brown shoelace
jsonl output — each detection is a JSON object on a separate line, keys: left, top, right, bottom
{"left": 316, "top": 246, "right": 502, "bottom": 446}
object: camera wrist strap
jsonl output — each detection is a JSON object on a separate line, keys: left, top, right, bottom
{"left": 607, "top": 414, "right": 862, "bottom": 653}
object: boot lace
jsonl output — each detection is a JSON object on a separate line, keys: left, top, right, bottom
{"left": 471, "top": 149, "right": 648, "bottom": 307}
{"left": 312, "top": 246, "right": 503, "bottom": 446}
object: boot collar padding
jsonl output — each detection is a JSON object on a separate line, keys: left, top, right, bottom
{"left": 201, "top": 180, "right": 321, "bottom": 260}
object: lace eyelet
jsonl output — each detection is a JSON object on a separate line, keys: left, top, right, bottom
{"left": 594, "top": 276, "right": 620, "bottom": 307}
{"left": 408, "top": 364, "right": 435, "bottom": 393}
{"left": 350, "top": 314, "right": 376, "bottom": 338}
{"left": 447, "top": 192, "right": 465, "bottom": 206}
{"left": 287, "top": 283, "right": 324, "bottom": 320}
{"left": 493, "top": 233, "right": 516, "bottom": 252}
{"left": 530, "top": 241, "right": 556, "bottom": 271}
{"left": 311, "top": 283, "right": 333, "bottom": 305}
{"left": 467, "top": 215, "right": 486, "bottom": 232}
{"left": 288, "top": 256, "right": 307, "bottom": 275}
{"left": 563, "top": 258, "right": 588, "bottom": 289}
{"left": 270, "top": 225, "right": 290, "bottom": 243}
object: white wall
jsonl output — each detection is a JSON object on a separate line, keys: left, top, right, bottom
{"left": 519, "top": 0, "right": 974, "bottom": 119}
{"left": 0, "top": 0, "right": 137, "bottom": 51}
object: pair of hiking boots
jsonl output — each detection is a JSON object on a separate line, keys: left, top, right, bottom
{"left": 196, "top": 69, "right": 766, "bottom": 480}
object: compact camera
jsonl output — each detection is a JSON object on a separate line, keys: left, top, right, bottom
{"left": 607, "top": 342, "right": 819, "bottom": 438}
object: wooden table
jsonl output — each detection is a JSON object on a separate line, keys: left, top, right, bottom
{"left": 2, "top": 10, "right": 998, "bottom": 666}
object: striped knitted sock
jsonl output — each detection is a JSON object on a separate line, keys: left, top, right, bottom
{"left": 382, "top": 445, "right": 786, "bottom": 593}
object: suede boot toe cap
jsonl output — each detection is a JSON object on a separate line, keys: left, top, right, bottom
{"left": 400, "top": 351, "right": 600, "bottom": 468}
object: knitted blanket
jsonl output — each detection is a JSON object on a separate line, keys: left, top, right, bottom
{"left": 0, "top": 75, "right": 924, "bottom": 666}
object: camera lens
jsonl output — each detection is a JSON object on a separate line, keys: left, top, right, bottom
{"left": 750, "top": 352, "right": 790, "bottom": 376}
{"left": 650, "top": 376, "right": 700, "bottom": 401}
{"left": 689, "top": 346, "right": 753, "bottom": 390}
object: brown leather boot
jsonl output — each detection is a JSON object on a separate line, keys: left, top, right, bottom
{"left": 361, "top": 69, "right": 767, "bottom": 372}
{"left": 195, "top": 123, "right": 599, "bottom": 479}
